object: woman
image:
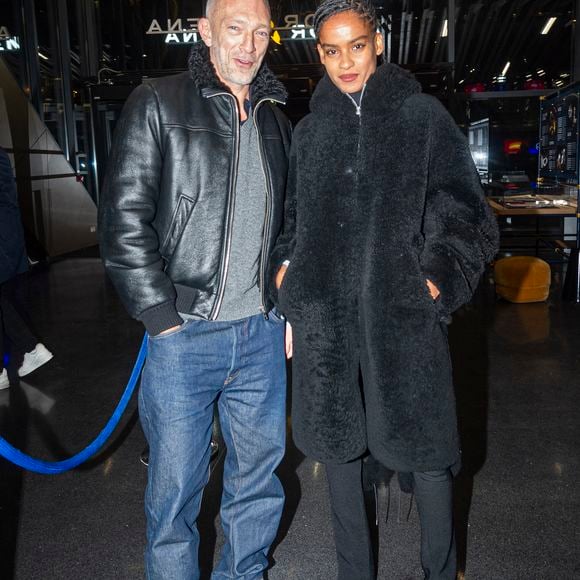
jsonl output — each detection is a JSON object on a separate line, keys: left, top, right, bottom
{"left": 270, "top": 1, "right": 499, "bottom": 578}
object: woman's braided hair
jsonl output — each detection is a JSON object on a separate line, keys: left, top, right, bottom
{"left": 313, "top": 0, "right": 377, "bottom": 38}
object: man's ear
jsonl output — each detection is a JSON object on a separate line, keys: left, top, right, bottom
{"left": 374, "top": 30, "right": 384, "bottom": 56}
{"left": 198, "top": 18, "right": 212, "bottom": 47}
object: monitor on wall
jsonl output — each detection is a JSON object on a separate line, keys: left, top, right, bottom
{"left": 539, "top": 83, "right": 579, "bottom": 185}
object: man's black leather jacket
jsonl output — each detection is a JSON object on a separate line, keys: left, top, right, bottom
{"left": 98, "top": 44, "right": 291, "bottom": 335}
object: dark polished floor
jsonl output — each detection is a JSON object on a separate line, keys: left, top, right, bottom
{"left": 0, "top": 256, "right": 579, "bottom": 580}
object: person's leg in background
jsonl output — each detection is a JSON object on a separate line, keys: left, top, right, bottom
{"left": 413, "top": 469, "right": 456, "bottom": 580}
{"left": 325, "top": 458, "right": 376, "bottom": 580}
{"left": 213, "top": 313, "right": 286, "bottom": 580}
{"left": 0, "top": 283, "right": 52, "bottom": 378}
{"left": 0, "top": 295, "right": 7, "bottom": 389}
{"left": 0, "top": 286, "right": 37, "bottom": 353}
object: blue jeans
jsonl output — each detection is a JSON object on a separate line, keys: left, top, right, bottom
{"left": 139, "top": 312, "right": 286, "bottom": 580}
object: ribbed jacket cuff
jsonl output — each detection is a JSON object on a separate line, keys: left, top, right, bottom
{"left": 139, "top": 302, "right": 184, "bottom": 336}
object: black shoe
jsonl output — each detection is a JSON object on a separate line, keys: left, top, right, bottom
{"left": 140, "top": 440, "right": 220, "bottom": 467}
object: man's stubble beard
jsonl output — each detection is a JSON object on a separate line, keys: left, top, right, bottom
{"left": 213, "top": 47, "right": 261, "bottom": 89}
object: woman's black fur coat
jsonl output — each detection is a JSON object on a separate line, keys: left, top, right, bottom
{"left": 270, "top": 63, "right": 499, "bottom": 472}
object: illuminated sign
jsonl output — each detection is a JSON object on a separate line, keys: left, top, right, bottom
{"left": 0, "top": 26, "right": 20, "bottom": 51}
{"left": 278, "top": 14, "right": 316, "bottom": 39}
{"left": 146, "top": 19, "right": 201, "bottom": 44}
{"left": 145, "top": 14, "right": 316, "bottom": 45}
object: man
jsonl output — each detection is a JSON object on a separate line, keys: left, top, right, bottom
{"left": 271, "top": 1, "right": 499, "bottom": 578}
{"left": 98, "top": 0, "right": 291, "bottom": 577}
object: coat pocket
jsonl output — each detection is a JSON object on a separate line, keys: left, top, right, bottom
{"left": 160, "top": 195, "right": 197, "bottom": 258}
{"left": 415, "top": 257, "right": 444, "bottom": 315}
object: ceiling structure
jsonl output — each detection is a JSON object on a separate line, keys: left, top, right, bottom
{"left": 267, "top": 0, "right": 573, "bottom": 88}
{"left": 0, "top": 0, "right": 575, "bottom": 103}
{"left": 0, "top": 0, "right": 572, "bottom": 188}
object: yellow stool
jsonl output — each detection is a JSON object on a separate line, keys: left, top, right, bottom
{"left": 494, "top": 256, "right": 551, "bottom": 303}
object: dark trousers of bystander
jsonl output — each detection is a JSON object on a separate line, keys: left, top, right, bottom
{"left": 0, "top": 282, "right": 37, "bottom": 372}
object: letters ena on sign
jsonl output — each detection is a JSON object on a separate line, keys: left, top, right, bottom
{"left": 0, "top": 26, "right": 20, "bottom": 51}
{"left": 145, "top": 14, "right": 316, "bottom": 44}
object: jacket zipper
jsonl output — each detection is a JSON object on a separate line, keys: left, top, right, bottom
{"left": 344, "top": 83, "right": 366, "bottom": 117}
{"left": 253, "top": 98, "right": 285, "bottom": 319}
{"left": 345, "top": 84, "right": 365, "bottom": 188}
{"left": 346, "top": 86, "right": 364, "bottom": 328}
{"left": 206, "top": 92, "right": 240, "bottom": 320}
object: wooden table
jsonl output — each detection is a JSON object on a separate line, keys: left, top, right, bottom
{"left": 487, "top": 194, "right": 580, "bottom": 302}
{"left": 487, "top": 195, "right": 578, "bottom": 217}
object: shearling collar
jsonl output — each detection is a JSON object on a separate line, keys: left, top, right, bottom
{"left": 187, "top": 42, "right": 287, "bottom": 104}
{"left": 310, "top": 62, "right": 421, "bottom": 118}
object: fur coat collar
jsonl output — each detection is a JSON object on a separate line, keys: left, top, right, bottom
{"left": 187, "top": 42, "right": 287, "bottom": 104}
{"left": 310, "top": 62, "right": 421, "bottom": 119}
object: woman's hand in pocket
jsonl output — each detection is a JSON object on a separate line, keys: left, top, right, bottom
{"left": 426, "top": 279, "right": 440, "bottom": 301}
{"left": 285, "top": 322, "right": 293, "bottom": 359}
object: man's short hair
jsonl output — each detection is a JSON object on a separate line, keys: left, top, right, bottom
{"left": 204, "top": 0, "right": 270, "bottom": 19}
{"left": 313, "top": 0, "right": 377, "bottom": 38}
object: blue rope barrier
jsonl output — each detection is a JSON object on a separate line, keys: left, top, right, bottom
{"left": 0, "top": 335, "right": 147, "bottom": 474}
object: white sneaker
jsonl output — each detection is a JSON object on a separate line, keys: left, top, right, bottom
{"left": 18, "top": 343, "right": 54, "bottom": 377}
{"left": 0, "top": 369, "right": 9, "bottom": 390}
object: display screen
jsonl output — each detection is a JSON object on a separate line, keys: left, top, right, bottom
{"left": 539, "top": 84, "right": 579, "bottom": 184}
{"left": 468, "top": 118, "right": 489, "bottom": 183}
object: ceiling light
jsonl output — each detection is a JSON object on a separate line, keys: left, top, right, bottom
{"left": 501, "top": 61, "right": 510, "bottom": 76}
{"left": 541, "top": 17, "right": 557, "bottom": 35}
{"left": 441, "top": 19, "right": 448, "bottom": 37}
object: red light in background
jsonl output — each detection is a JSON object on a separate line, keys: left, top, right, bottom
{"left": 504, "top": 140, "right": 524, "bottom": 155}
{"left": 464, "top": 82, "right": 486, "bottom": 93}
{"left": 524, "top": 79, "right": 545, "bottom": 90}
